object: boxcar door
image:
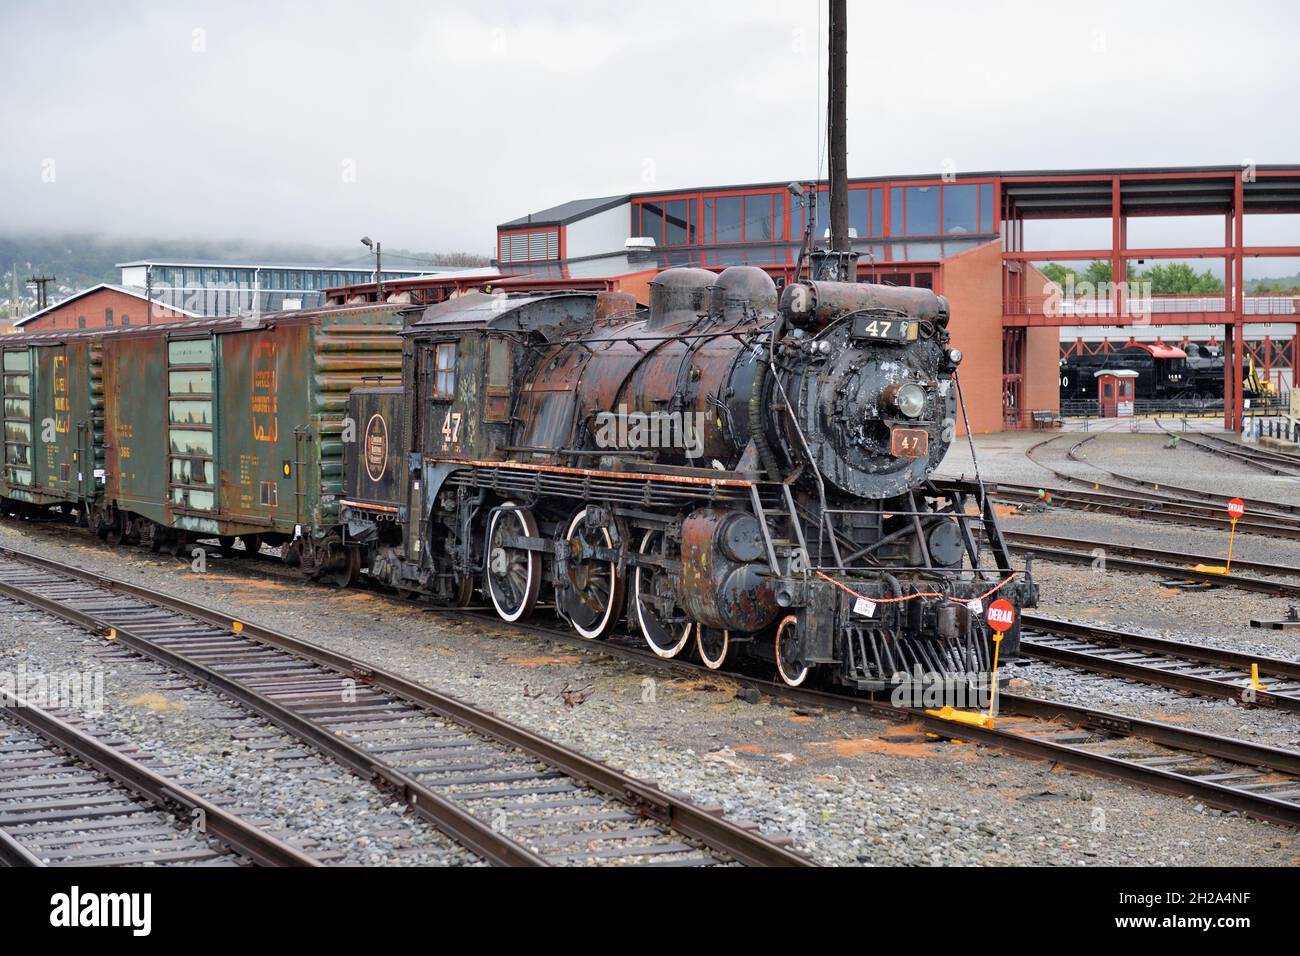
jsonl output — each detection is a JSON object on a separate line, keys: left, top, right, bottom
{"left": 1, "top": 347, "right": 34, "bottom": 500}
{"left": 32, "top": 343, "right": 85, "bottom": 502}
{"left": 164, "top": 334, "right": 218, "bottom": 532}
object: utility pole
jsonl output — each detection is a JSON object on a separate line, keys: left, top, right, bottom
{"left": 828, "top": 0, "right": 849, "bottom": 256}
{"left": 812, "top": 0, "right": 857, "bottom": 282}
{"left": 26, "top": 274, "right": 56, "bottom": 311}
{"left": 145, "top": 265, "right": 153, "bottom": 325}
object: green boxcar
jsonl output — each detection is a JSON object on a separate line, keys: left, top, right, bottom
{"left": 1, "top": 336, "right": 100, "bottom": 508}
{"left": 2, "top": 305, "right": 404, "bottom": 563}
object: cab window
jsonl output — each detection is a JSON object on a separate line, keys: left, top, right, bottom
{"left": 433, "top": 343, "right": 457, "bottom": 399}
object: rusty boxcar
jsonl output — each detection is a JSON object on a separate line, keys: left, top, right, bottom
{"left": 1, "top": 304, "right": 404, "bottom": 580}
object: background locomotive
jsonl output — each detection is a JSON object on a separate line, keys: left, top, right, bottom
{"left": 1060, "top": 342, "right": 1266, "bottom": 404}
{"left": 343, "top": 264, "right": 1036, "bottom": 688}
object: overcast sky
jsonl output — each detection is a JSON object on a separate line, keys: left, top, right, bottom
{"left": 2, "top": 0, "right": 1299, "bottom": 267}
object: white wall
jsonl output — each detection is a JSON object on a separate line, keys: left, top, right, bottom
{"left": 565, "top": 203, "right": 630, "bottom": 259}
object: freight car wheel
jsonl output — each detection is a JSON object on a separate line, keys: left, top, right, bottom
{"left": 775, "top": 615, "right": 809, "bottom": 687}
{"left": 218, "top": 536, "right": 238, "bottom": 554}
{"left": 634, "top": 529, "right": 693, "bottom": 658}
{"left": 332, "top": 546, "right": 361, "bottom": 588}
{"left": 560, "top": 509, "right": 624, "bottom": 640}
{"left": 697, "top": 626, "right": 730, "bottom": 670}
{"left": 485, "top": 502, "right": 541, "bottom": 623}
{"left": 240, "top": 534, "right": 263, "bottom": 556}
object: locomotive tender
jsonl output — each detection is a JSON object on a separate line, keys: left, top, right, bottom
{"left": 343, "top": 265, "right": 1037, "bottom": 688}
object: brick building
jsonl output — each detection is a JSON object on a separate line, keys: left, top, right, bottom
{"left": 12, "top": 284, "right": 200, "bottom": 333}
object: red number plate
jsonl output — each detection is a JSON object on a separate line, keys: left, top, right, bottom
{"left": 890, "top": 427, "right": 929, "bottom": 458}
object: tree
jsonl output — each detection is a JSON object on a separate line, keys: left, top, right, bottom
{"left": 1139, "top": 262, "right": 1223, "bottom": 294}
{"left": 1039, "top": 263, "right": 1078, "bottom": 288}
{"left": 1081, "top": 260, "right": 1137, "bottom": 286}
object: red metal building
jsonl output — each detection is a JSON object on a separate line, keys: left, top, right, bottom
{"left": 326, "top": 165, "right": 1300, "bottom": 432}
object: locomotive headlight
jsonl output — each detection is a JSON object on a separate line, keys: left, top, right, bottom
{"left": 886, "top": 382, "right": 927, "bottom": 418}
{"left": 947, "top": 348, "right": 963, "bottom": 366}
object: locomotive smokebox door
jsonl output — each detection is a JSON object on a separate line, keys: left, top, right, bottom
{"left": 344, "top": 386, "right": 406, "bottom": 509}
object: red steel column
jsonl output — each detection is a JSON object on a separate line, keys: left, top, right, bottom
{"left": 1234, "top": 173, "right": 1245, "bottom": 431}
{"left": 1111, "top": 176, "right": 1123, "bottom": 319}
{"left": 1224, "top": 213, "right": 1234, "bottom": 428}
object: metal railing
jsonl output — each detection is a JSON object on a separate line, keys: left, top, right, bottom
{"left": 1005, "top": 294, "right": 1300, "bottom": 317}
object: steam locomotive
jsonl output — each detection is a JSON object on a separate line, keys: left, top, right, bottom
{"left": 343, "top": 265, "right": 1036, "bottom": 688}
{"left": 1060, "top": 342, "right": 1263, "bottom": 403}
{"left": 0, "top": 265, "right": 1036, "bottom": 690}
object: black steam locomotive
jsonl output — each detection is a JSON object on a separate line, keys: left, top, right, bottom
{"left": 341, "top": 265, "right": 1036, "bottom": 689}
{"left": 1060, "top": 342, "right": 1260, "bottom": 403}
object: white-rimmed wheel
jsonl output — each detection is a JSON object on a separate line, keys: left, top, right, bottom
{"left": 775, "top": 614, "right": 810, "bottom": 687}
{"left": 485, "top": 502, "right": 541, "bottom": 623}
{"left": 559, "top": 509, "right": 624, "bottom": 640}
{"left": 697, "top": 626, "right": 730, "bottom": 670}
{"left": 634, "top": 529, "right": 693, "bottom": 658}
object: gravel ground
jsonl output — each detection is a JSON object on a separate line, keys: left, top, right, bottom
{"left": 0, "top": 515, "right": 1295, "bottom": 867}
{"left": 0, "top": 593, "right": 478, "bottom": 866}
{"left": 936, "top": 429, "right": 1300, "bottom": 748}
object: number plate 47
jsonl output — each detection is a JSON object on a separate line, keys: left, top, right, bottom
{"left": 441, "top": 411, "right": 463, "bottom": 447}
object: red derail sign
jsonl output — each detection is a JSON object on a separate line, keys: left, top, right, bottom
{"left": 1227, "top": 498, "right": 1246, "bottom": 520}
{"left": 986, "top": 599, "right": 1016, "bottom": 634}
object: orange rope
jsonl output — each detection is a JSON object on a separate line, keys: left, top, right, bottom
{"left": 814, "top": 569, "right": 1019, "bottom": 607}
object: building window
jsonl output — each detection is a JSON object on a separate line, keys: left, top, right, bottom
{"left": 105, "top": 307, "right": 113, "bottom": 325}
{"left": 905, "top": 186, "right": 940, "bottom": 235}
{"left": 715, "top": 196, "right": 742, "bottom": 243}
{"left": 980, "top": 183, "right": 996, "bottom": 233}
{"left": 78, "top": 316, "right": 86, "bottom": 329}
{"left": 942, "top": 184, "right": 979, "bottom": 235}
{"left": 434, "top": 342, "right": 457, "bottom": 398}
{"left": 122, "top": 315, "right": 130, "bottom": 325}
{"left": 498, "top": 229, "right": 559, "bottom": 263}
{"left": 743, "top": 194, "right": 774, "bottom": 242}
{"left": 663, "top": 199, "right": 695, "bottom": 245}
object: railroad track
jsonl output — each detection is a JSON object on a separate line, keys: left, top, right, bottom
{"left": 1159, "top": 424, "right": 1300, "bottom": 478}
{"left": 1003, "top": 531, "right": 1300, "bottom": 598}
{"left": 0, "top": 685, "right": 317, "bottom": 867}
{"left": 1062, "top": 435, "right": 1300, "bottom": 518}
{"left": 1018, "top": 614, "right": 1300, "bottom": 713}
{"left": 993, "top": 481, "right": 1300, "bottom": 540}
{"left": 423, "top": 608, "right": 1300, "bottom": 829}
{"left": 1013, "top": 435, "right": 1300, "bottom": 537}
{"left": 7, "top": 524, "right": 1300, "bottom": 835}
{"left": 0, "top": 545, "right": 809, "bottom": 867}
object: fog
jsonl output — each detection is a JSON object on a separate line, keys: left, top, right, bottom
{"left": 2, "top": 0, "right": 1298, "bottom": 261}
